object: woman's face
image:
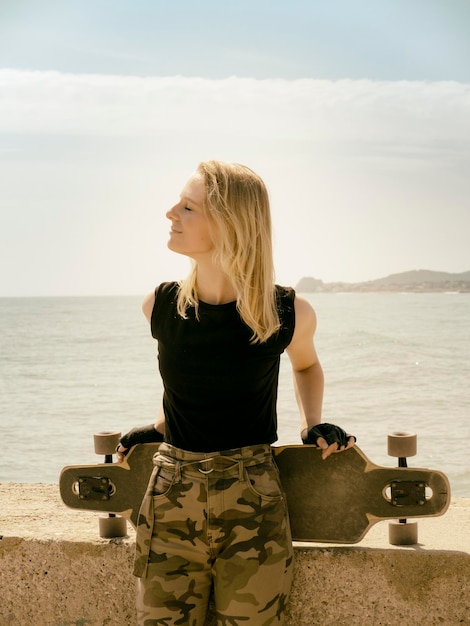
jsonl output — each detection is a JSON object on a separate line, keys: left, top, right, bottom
{"left": 166, "top": 173, "right": 215, "bottom": 260}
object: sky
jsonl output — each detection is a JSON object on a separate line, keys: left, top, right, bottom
{"left": 0, "top": 0, "right": 469, "bottom": 296}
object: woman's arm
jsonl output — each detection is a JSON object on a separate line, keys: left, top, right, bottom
{"left": 142, "top": 290, "right": 156, "bottom": 322}
{"left": 286, "top": 296, "right": 354, "bottom": 459}
{"left": 116, "top": 292, "right": 162, "bottom": 462}
{"left": 286, "top": 296, "right": 324, "bottom": 431}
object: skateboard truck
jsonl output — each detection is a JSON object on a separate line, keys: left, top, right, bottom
{"left": 387, "top": 431, "right": 419, "bottom": 545}
{"left": 78, "top": 476, "right": 113, "bottom": 500}
{"left": 92, "top": 432, "right": 127, "bottom": 539}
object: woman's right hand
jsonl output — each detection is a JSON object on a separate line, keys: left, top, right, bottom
{"left": 115, "top": 423, "right": 164, "bottom": 463}
{"left": 116, "top": 444, "right": 128, "bottom": 463}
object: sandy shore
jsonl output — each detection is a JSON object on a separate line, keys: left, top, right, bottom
{"left": 1, "top": 482, "right": 469, "bottom": 552}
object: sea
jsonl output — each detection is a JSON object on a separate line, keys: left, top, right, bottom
{"left": 1, "top": 292, "right": 469, "bottom": 497}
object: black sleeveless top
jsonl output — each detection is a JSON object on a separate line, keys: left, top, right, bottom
{"left": 150, "top": 282, "right": 296, "bottom": 452}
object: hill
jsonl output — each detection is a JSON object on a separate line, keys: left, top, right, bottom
{"left": 296, "top": 270, "right": 470, "bottom": 293}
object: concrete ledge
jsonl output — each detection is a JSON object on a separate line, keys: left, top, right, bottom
{"left": 1, "top": 484, "right": 469, "bottom": 625}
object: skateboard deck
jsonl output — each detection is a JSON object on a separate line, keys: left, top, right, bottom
{"left": 60, "top": 444, "right": 451, "bottom": 543}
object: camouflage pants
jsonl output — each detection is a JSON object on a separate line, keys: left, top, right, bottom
{"left": 134, "top": 442, "right": 294, "bottom": 625}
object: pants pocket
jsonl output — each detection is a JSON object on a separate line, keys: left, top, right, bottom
{"left": 244, "top": 460, "right": 284, "bottom": 501}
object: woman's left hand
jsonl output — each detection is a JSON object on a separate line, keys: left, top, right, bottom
{"left": 301, "top": 423, "right": 356, "bottom": 460}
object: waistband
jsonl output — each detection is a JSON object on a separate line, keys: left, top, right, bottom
{"left": 153, "top": 442, "right": 273, "bottom": 476}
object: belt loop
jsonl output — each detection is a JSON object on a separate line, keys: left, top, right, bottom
{"left": 238, "top": 459, "right": 244, "bottom": 481}
{"left": 175, "top": 460, "right": 181, "bottom": 482}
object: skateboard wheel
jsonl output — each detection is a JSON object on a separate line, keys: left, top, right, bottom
{"left": 387, "top": 432, "right": 417, "bottom": 458}
{"left": 94, "top": 431, "right": 122, "bottom": 456}
{"left": 389, "top": 520, "right": 418, "bottom": 545}
{"left": 99, "top": 515, "right": 127, "bottom": 538}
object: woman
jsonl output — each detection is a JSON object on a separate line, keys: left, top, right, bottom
{"left": 117, "top": 160, "right": 355, "bottom": 625}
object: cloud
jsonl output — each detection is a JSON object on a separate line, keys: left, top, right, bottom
{"left": 1, "top": 69, "right": 469, "bottom": 150}
{"left": 0, "top": 69, "right": 469, "bottom": 294}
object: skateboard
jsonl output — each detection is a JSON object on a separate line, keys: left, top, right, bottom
{"left": 60, "top": 431, "right": 451, "bottom": 545}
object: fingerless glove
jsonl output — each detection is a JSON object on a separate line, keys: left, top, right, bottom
{"left": 301, "top": 423, "right": 356, "bottom": 447}
{"left": 119, "top": 424, "right": 164, "bottom": 449}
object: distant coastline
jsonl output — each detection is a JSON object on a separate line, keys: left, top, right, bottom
{"left": 296, "top": 269, "right": 470, "bottom": 293}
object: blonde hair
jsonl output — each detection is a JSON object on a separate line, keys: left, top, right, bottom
{"left": 177, "top": 160, "right": 280, "bottom": 343}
